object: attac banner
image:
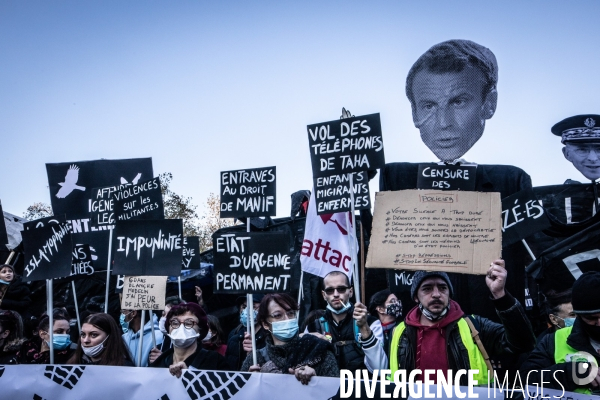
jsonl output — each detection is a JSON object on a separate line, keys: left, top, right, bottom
{"left": 307, "top": 113, "right": 384, "bottom": 178}
{"left": 46, "top": 158, "right": 153, "bottom": 220}
{"left": 501, "top": 189, "right": 551, "bottom": 247}
{"left": 0, "top": 365, "right": 579, "bottom": 400}
{"left": 213, "top": 231, "right": 292, "bottom": 294}
{"left": 417, "top": 163, "right": 477, "bottom": 191}
{"left": 313, "top": 171, "right": 370, "bottom": 215}
{"left": 366, "top": 190, "right": 502, "bottom": 275}
{"left": 21, "top": 221, "right": 72, "bottom": 281}
{"left": 220, "top": 166, "right": 276, "bottom": 218}
{"left": 182, "top": 236, "right": 201, "bottom": 270}
{"left": 112, "top": 219, "right": 183, "bottom": 277}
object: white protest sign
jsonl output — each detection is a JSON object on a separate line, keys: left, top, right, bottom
{"left": 121, "top": 275, "right": 167, "bottom": 311}
{"left": 366, "top": 190, "right": 501, "bottom": 275}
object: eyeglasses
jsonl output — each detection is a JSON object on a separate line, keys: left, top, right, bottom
{"left": 324, "top": 286, "right": 349, "bottom": 295}
{"left": 169, "top": 318, "right": 198, "bottom": 329}
{"left": 268, "top": 310, "right": 297, "bottom": 321}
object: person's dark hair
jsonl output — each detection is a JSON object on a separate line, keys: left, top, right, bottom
{"left": 368, "top": 289, "right": 392, "bottom": 316}
{"left": 205, "top": 315, "right": 226, "bottom": 347}
{"left": 68, "top": 313, "right": 134, "bottom": 366}
{"left": 257, "top": 293, "right": 299, "bottom": 326}
{"left": 543, "top": 289, "right": 572, "bottom": 323}
{"left": 406, "top": 39, "right": 498, "bottom": 106}
{"left": 322, "top": 271, "right": 350, "bottom": 289}
{"left": 165, "top": 296, "right": 185, "bottom": 307}
{"left": 0, "top": 310, "right": 23, "bottom": 344}
{"left": 37, "top": 312, "right": 69, "bottom": 333}
{"left": 166, "top": 303, "right": 208, "bottom": 340}
{"left": 300, "top": 309, "right": 326, "bottom": 333}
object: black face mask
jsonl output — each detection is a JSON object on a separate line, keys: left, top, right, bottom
{"left": 582, "top": 321, "right": 600, "bottom": 341}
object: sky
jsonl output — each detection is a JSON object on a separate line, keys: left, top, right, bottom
{"left": 1, "top": 1, "right": 600, "bottom": 220}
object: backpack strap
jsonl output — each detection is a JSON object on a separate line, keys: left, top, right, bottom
{"left": 464, "top": 316, "right": 493, "bottom": 374}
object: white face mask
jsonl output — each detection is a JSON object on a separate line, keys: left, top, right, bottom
{"left": 82, "top": 335, "right": 109, "bottom": 358}
{"left": 169, "top": 326, "right": 199, "bottom": 348}
{"left": 202, "top": 330, "right": 213, "bottom": 343}
{"left": 158, "top": 317, "right": 168, "bottom": 335}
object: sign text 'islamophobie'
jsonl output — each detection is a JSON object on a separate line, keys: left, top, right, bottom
{"left": 220, "top": 167, "right": 276, "bottom": 218}
{"left": 22, "top": 221, "right": 73, "bottom": 281}
{"left": 307, "top": 113, "right": 384, "bottom": 178}
{"left": 112, "top": 219, "right": 183, "bottom": 276}
{"left": 213, "top": 232, "right": 291, "bottom": 294}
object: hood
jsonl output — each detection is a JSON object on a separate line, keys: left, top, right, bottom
{"left": 405, "top": 299, "right": 464, "bottom": 329}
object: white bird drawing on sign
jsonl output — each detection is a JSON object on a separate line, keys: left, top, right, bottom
{"left": 56, "top": 165, "right": 86, "bottom": 198}
{"left": 120, "top": 173, "right": 142, "bottom": 185}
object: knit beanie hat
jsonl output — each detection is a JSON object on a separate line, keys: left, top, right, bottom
{"left": 572, "top": 271, "right": 600, "bottom": 314}
{"left": 410, "top": 270, "right": 454, "bottom": 300}
{"left": 0, "top": 264, "right": 14, "bottom": 273}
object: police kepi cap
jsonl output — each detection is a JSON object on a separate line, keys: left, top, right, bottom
{"left": 552, "top": 114, "right": 600, "bottom": 144}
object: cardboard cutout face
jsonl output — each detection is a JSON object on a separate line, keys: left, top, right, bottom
{"left": 411, "top": 66, "right": 497, "bottom": 162}
{"left": 562, "top": 143, "right": 600, "bottom": 181}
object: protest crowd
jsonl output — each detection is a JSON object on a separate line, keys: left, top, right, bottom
{"left": 4, "top": 38, "right": 600, "bottom": 398}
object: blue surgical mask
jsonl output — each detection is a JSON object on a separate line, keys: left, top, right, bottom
{"left": 240, "top": 308, "right": 258, "bottom": 328}
{"left": 271, "top": 318, "right": 299, "bottom": 342}
{"left": 0, "top": 279, "right": 9, "bottom": 285}
{"left": 120, "top": 313, "right": 130, "bottom": 334}
{"left": 557, "top": 316, "right": 576, "bottom": 328}
{"left": 47, "top": 333, "right": 71, "bottom": 350}
{"left": 327, "top": 301, "right": 352, "bottom": 315}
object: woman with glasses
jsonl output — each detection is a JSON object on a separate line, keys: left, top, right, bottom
{"left": 241, "top": 293, "right": 338, "bottom": 385}
{"left": 67, "top": 313, "right": 134, "bottom": 366}
{"left": 150, "top": 303, "right": 229, "bottom": 376}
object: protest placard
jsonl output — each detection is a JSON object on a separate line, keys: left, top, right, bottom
{"left": 46, "top": 158, "right": 153, "bottom": 221}
{"left": 23, "top": 215, "right": 66, "bottom": 231}
{"left": 366, "top": 190, "right": 501, "bottom": 275}
{"left": 182, "top": 236, "right": 200, "bottom": 269}
{"left": 112, "top": 219, "right": 183, "bottom": 276}
{"left": 71, "top": 230, "right": 109, "bottom": 273}
{"left": 501, "top": 189, "right": 551, "bottom": 247}
{"left": 22, "top": 221, "right": 73, "bottom": 281}
{"left": 313, "top": 171, "right": 370, "bottom": 215}
{"left": 113, "top": 177, "right": 164, "bottom": 222}
{"left": 71, "top": 244, "right": 95, "bottom": 277}
{"left": 416, "top": 164, "right": 477, "bottom": 191}
{"left": 307, "top": 113, "right": 384, "bottom": 178}
{"left": 386, "top": 269, "right": 415, "bottom": 297}
{"left": 120, "top": 276, "right": 167, "bottom": 311}
{"left": 213, "top": 231, "right": 292, "bottom": 294}
{"left": 220, "top": 167, "right": 276, "bottom": 218}
{"left": 0, "top": 201, "right": 8, "bottom": 249}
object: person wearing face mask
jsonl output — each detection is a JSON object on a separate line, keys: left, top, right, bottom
{"left": 18, "top": 312, "right": 74, "bottom": 364}
{"left": 150, "top": 303, "right": 228, "bottom": 376}
{"left": 68, "top": 313, "right": 134, "bottom": 366}
{"left": 202, "top": 315, "right": 227, "bottom": 356}
{"left": 241, "top": 293, "right": 338, "bottom": 384}
{"left": 148, "top": 296, "right": 186, "bottom": 364}
{"left": 120, "top": 309, "right": 164, "bottom": 367}
{"left": 522, "top": 272, "right": 600, "bottom": 394}
{"left": 0, "top": 264, "right": 31, "bottom": 315}
{"left": 225, "top": 294, "right": 268, "bottom": 370}
{"left": 368, "top": 289, "right": 402, "bottom": 357}
{"left": 541, "top": 290, "right": 575, "bottom": 338}
{"left": 387, "top": 262, "right": 536, "bottom": 386}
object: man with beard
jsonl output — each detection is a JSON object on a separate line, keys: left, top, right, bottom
{"left": 387, "top": 261, "right": 535, "bottom": 385}
{"left": 522, "top": 271, "right": 600, "bottom": 394}
{"left": 304, "top": 271, "right": 386, "bottom": 372}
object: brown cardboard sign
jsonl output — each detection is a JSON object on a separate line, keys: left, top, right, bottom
{"left": 366, "top": 190, "right": 502, "bottom": 275}
{"left": 120, "top": 275, "right": 167, "bottom": 311}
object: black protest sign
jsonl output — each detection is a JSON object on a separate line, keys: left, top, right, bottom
{"left": 113, "top": 177, "right": 164, "bottom": 222}
{"left": 71, "top": 244, "right": 95, "bottom": 277}
{"left": 416, "top": 164, "right": 477, "bottom": 191}
{"left": 501, "top": 189, "right": 551, "bottom": 247}
{"left": 386, "top": 269, "right": 415, "bottom": 309}
{"left": 307, "top": 113, "right": 384, "bottom": 178}
{"left": 0, "top": 201, "right": 8, "bottom": 249}
{"left": 213, "top": 232, "right": 292, "bottom": 294}
{"left": 22, "top": 222, "right": 72, "bottom": 281}
{"left": 182, "top": 236, "right": 200, "bottom": 270}
{"left": 71, "top": 230, "right": 110, "bottom": 274}
{"left": 89, "top": 185, "right": 121, "bottom": 229}
{"left": 220, "top": 167, "right": 276, "bottom": 218}
{"left": 112, "top": 219, "right": 183, "bottom": 276}
{"left": 46, "top": 158, "right": 153, "bottom": 220}
{"left": 313, "top": 171, "right": 370, "bottom": 215}
{"left": 23, "top": 215, "right": 66, "bottom": 231}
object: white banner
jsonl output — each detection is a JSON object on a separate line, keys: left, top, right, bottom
{"left": 0, "top": 365, "right": 588, "bottom": 399}
{"left": 300, "top": 191, "right": 357, "bottom": 279}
